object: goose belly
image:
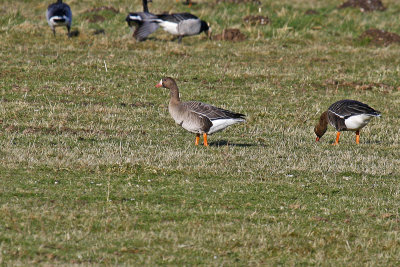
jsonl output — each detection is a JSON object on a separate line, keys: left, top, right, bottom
{"left": 159, "top": 21, "right": 179, "bottom": 35}
{"left": 344, "top": 114, "right": 372, "bottom": 130}
{"left": 208, "top": 118, "right": 244, "bottom": 134}
{"left": 49, "top": 16, "right": 70, "bottom": 26}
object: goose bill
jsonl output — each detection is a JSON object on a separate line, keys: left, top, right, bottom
{"left": 155, "top": 80, "right": 163, "bottom": 88}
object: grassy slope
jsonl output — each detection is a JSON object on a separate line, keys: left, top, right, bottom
{"left": 1, "top": 0, "right": 400, "bottom": 265}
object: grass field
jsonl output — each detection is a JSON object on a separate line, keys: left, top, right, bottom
{"left": 1, "top": 0, "right": 400, "bottom": 265}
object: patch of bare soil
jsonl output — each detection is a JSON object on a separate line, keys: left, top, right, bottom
{"left": 243, "top": 15, "right": 269, "bottom": 26}
{"left": 69, "top": 30, "right": 80, "bottom": 37}
{"left": 86, "top": 6, "right": 119, "bottom": 14}
{"left": 339, "top": 0, "right": 386, "bottom": 12}
{"left": 323, "top": 79, "right": 398, "bottom": 92}
{"left": 92, "top": 29, "right": 105, "bottom": 35}
{"left": 86, "top": 15, "right": 105, "bottom": 23}
{"left": 360, "top": 28, "right": 400, "bottom": 46}
{"left": 216, "top": 0, "right": 261, "bottom": 4}
{"left": 212, "top": 28, "right": 246, "bottom": 42}
{"left": 305, "top": 9, "right": 319, "bottom": 15}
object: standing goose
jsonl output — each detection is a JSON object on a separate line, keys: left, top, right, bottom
{"left": 156, "top": 77, "right": 246, "bottom": 146}
{"left": 46, "top": 0, "right": 72, "bottom": 37}
{"left": 314, "top": 99, "right": 381, "bottom": 145}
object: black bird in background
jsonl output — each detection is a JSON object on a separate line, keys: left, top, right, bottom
{"left": 46, "top": 0, "right": 72, "bottom": 37}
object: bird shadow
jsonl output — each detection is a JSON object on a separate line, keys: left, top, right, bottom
{"left": 208, "top": 140, "right": 262, "bottom": 147}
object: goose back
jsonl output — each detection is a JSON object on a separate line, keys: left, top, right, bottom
{"left": 169, "top": 101, "right": 212, "bottom": 134}
{"left": 327, "top": 100, "right": 380, "bottom": 131}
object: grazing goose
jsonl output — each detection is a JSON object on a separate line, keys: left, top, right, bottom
{"left": 152, "top": 13, "right": 209, "bottom": 43}
{"left": 126, "top": 0, "right": 160, "bottom": 41}
{"left": 126, "top": 0, "right": 209, "bottom": 43}
{"left": 314, "top": 99, "right": 381, "bottom": 145}
{"left": 156, "top": 77, "right": 246, "bottom": 146}
{"left": 46, "top": 0, "right": 72, "bottom": 37}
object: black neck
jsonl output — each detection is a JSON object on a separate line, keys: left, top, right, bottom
{"left": 143, "top": 0, "right": 148, "bottom": 12}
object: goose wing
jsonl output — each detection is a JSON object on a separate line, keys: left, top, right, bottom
{"left": 183, "top": 101, "right": 245, "bottom": 121}
{"left": 157, "top": 13, "right": 199, "bottom": 23}
{"left": 47, "top": 3, "right": 72, "bottom": 18}
{"left": 329, "top": 99, "right": 380, "bottom": 118}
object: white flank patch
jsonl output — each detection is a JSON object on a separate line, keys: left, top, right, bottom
{"left": 50, "top": 16, "right": 69, "bottom": 26}
{"left": 208, "top": 118, "right": 244, "bottom": 134}
{"left": 344, "top": 114, "right": 374, "bottom": 130}
{"left": 159, "top": 21, "right": 179, "bottom": 35}
{"left": 129, "top": 15, "right": 142, "bottom": 21}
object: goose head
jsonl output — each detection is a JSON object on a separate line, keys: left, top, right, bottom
{"left": 314, "top": 111, "right": 328, "bottom": 141}
{"left": 155, "top": 77, "right": 177, "bottom": 89}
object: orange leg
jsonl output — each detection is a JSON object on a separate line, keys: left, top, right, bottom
{"left": 356, "top": 130, "right": 360, "bottom": 144}
{"left": 188, "top": 0, "right": 192, "bottom": 7}
{"left": 333, "top": 132, "right": 340, "bottom": 145}
{"left": 203, "top": 133, "right": 208, "bottom": 147}
{"left": 195, "top": 133, "right": 200, "bottom": 146}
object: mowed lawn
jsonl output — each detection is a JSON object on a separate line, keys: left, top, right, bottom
{"left": 1, "top": 0, "right": 400, "bottom": 265}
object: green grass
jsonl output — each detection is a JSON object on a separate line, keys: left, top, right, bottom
{"left": 1, "top": 0, "right": 400, "bottom": 265}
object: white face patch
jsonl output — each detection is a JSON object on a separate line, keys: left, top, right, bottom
{"left": 159, "top": 79, "right": 163, "bottom": 86}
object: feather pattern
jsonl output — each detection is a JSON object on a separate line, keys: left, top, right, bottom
{"left": 182, "top": 101, "right": 246, "bottom": 121}
{"left": 328, "top": 99, "right": 381, "bottom": 119}
{"left": 157, "top": 13, "right": 199, "bottom": 23}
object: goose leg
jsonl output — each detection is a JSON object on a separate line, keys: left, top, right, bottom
{"left": 356, "top": 130, "right": 360, "bottom": 144}
{"left": 178, "top": 36, "right": 183, "bottom": 44}
{"left": 333, "top": 132, "right": 340, "bottom": 145}
{"left": 195, "top": 133, "right": 200, "bottom": 146}
{"left": 52, "top": 28, "right": 56, "bottom": 37}
{"left": 67, "top": 25, "right": 71, "bottom": 38}
{"left": 203, "top": 133, "right": 208, "bottom": 147}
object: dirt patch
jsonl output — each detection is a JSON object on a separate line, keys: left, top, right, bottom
{"left": 305, "top": 9, "right": 319, "bottom": 15}
{"left": 86, "top": 14, "right": 105, "bottom": 23}
{"left": 243, "top": 15, "right": 269, "bottom": 26}
{"left": 86, "top": 6, "right": 119, "bottom": 14}
{"left": 69, "top": 30, "right": 80, "bottom": 37}
{"left": 92, "top": 29, "right": 105, "bottom": 35}
{"left": 119, "top": 101, "right": 154, "bottom": 108}
{"left": 216, "top": 0, "right": 261, "bottom": 4}
{"left": 323, "top": 79, "right": 397, "bottom": 91}
{"left": 339, "top": 0, "right": 386, "bottom": 12}
{"left": 212, "top": 28, "right": 246, "bottom": 42}
{"left": 360, "top": 28, "right": 400, "bottom": 46}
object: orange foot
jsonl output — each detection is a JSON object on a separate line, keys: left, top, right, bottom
{"left": 203, "top": 133, "right": 208, "bottom": 147}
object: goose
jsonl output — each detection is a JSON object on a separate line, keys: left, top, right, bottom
{"left": 126, "top": 0, "right": 160, "bottom": 41}
{"left": 126, "top": 0, "right": 209, "bottom": 43}
{"left": 152, "top": 13, "right": 209, "bottom": 43}
{"left": 314, "top": 99, "right": 381, "bottom": 145}
{"left": 156, "top": 77, "right": 246, "bottom": 146}
{"left": 46, "top": 0, "right": 72, "bottom": 37}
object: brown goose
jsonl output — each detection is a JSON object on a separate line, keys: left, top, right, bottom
{"left": 155, "top": 77, "right": 246, "bottom": 146}
{"left": 314, "top": 99, "right": 381, "bottom": 145}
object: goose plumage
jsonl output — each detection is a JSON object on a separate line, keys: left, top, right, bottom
{"left": 46, "top": 0, "right": 72, "bottom": 37}
{"left": 156, "top": 77, "right": 245, "bottom": 146}
{"left": 314, "top": 99, "right": 381, "bottom": 144}
{"left": 126, "top": 0, "right": 209, "bottom": 43}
